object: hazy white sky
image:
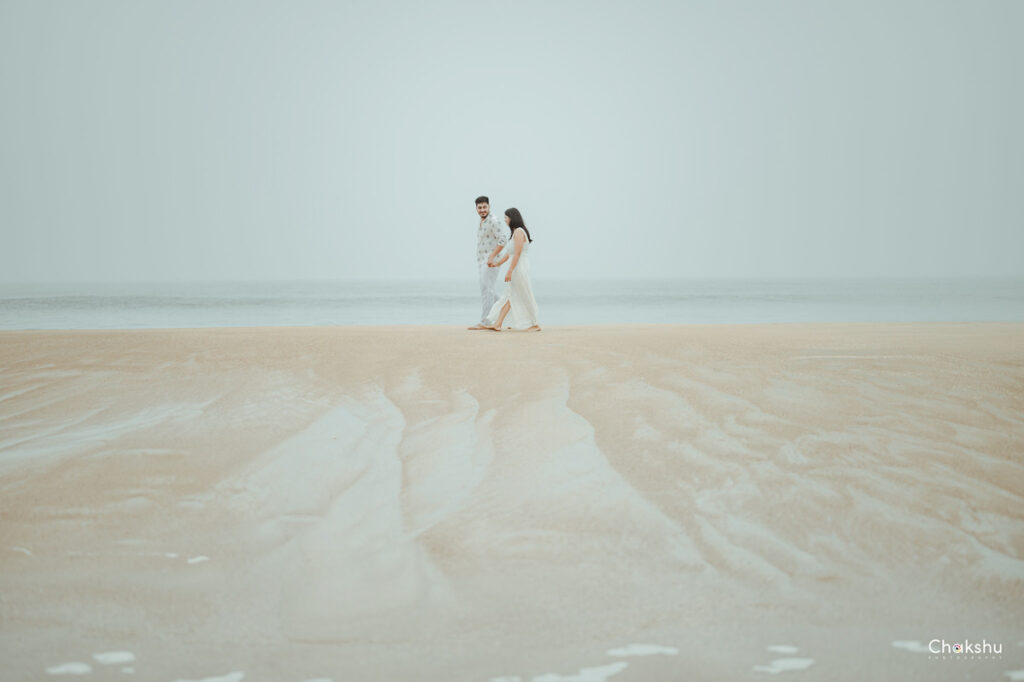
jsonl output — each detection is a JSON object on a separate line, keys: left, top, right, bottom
{"left": 2, "top": 0, "right": 1021, "bottom": 282}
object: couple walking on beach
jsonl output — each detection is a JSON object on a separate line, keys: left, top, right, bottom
{"left": 468, "top": 195, "right": 542, "bottom": 332}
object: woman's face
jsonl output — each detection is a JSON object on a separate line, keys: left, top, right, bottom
{"left": 504, "top": 214, "right": 511, "bottom": 225}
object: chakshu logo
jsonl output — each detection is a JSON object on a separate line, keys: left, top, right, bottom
{"left": 929, "top": 639, "right": 1002, "bottom": 658}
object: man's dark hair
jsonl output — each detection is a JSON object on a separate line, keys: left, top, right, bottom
{"left": 475, "top": 196, "right": 489, "bottom": 205}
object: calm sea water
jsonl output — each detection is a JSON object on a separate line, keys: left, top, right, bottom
{"left": 1, "top": 278, "right": 1022, "bottom": 330}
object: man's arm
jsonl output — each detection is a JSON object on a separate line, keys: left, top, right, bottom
{"left": 486, "top": 217, "right": 508, "bottom": 265}
{"left": 487, "top": 244, "right": 503, "bottom": 266}
{"left": 491, "top": 218, "right": 508, "bottom": 246}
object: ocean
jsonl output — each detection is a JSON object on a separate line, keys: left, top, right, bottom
{"left": 1, "top": 278, "right": 1022, "bottom": 330}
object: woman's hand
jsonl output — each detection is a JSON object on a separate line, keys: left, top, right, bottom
{"left": 504, "top": 270, "right": 513, "bottom": 282}
{"left": 487, "top": 260, "right": 496, "bottom": 268}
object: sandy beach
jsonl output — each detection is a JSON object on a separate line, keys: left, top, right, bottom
{"left": 1, "top": 323, "right": 1022, "bottom": 681}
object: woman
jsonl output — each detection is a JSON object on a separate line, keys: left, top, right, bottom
{"left": 484, "top": 208, "right": 541, "bottom": 332}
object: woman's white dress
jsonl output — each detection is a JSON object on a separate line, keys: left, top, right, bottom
{"left": 485, "top": 228, "right": 540, "bottom": 329}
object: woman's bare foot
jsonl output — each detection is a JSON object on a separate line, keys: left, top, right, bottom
{"left": 467, "top": 324, "right": 487, "bottom": 330}
{"left": 525, "top": 325, "right": 541, "bottom": 332}
{"left": 485, "top": 324, "right": 503, "bottom": 331}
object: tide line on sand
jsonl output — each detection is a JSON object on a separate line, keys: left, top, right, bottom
{"left": 2, "top": 324, "right": 1022, "bottom": 681}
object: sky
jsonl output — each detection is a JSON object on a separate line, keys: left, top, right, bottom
{"left": 1, "top": 0, "right": 1021, "bottom": 282}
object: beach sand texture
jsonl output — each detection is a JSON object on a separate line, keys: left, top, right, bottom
{"left": 1, "top": 324, "right": 1022, "bottom": 681}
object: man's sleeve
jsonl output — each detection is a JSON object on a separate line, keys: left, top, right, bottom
{"left": 492, "top": 219, "right": 508, "bottom": 245}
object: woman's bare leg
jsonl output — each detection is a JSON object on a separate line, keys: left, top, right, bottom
{"left": 486, "top": 301, "right": 511, "bottom": 330}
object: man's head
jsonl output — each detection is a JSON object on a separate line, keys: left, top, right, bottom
{"left": 475, "top": 196, "right": 490, "bottom": 219}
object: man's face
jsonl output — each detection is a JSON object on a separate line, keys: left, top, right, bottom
{"left": 476, "top": 202, "right": 489, "bottom": 219}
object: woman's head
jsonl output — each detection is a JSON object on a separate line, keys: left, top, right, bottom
{"left": 504, "top": 208, "right": 533, "bottom": 242}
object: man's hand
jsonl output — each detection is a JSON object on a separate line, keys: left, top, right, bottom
{"left": 487, "top": 260, "right": 497, "bottom": 268}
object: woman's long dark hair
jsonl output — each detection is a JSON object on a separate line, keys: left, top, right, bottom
{"left": 504, "top": 207, "right": 533, "bottom": 243}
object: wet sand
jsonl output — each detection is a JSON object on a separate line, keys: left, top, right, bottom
{"left": 1, "top": 324, "right": 1022, "bottom": 681}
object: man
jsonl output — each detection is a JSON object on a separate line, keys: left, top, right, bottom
{"left": 468, "top": 195, "right": 508, "bottom": 330}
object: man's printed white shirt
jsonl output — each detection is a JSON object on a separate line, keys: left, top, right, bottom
{"left": 477, "top": 214, "right": 508, "bottom": 264}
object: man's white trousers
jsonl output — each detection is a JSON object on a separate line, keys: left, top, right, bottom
{"left": 478, "top": 263, "right": 500, "bottom": 324}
